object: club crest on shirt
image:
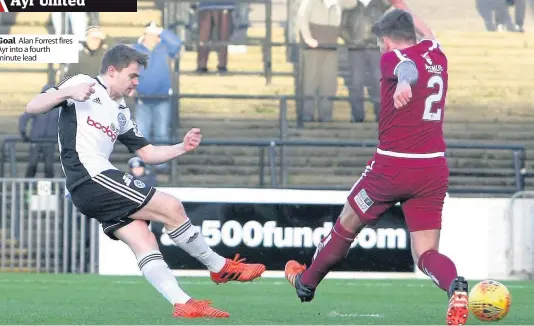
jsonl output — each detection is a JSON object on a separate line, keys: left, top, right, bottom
{"left": 117, "top": 113, "right": 127, "bottom": 127}
{"left": 134, "top": 179, "right": 145, "bottom": 188}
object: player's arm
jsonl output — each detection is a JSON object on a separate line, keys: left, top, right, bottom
{"left": 26, "top": 87, "right": 74, "bottom": 114}
{"left": 135, "top": 128, "right": 201, "bottom": 164}
{"left": 393, "top": 60, "right": 419, "bottom": 109}
{"left": 26, "top": 76, "right": 95, "bottom": 114}
{"left": 396, "top": 60, "right": 419, "bottom": 85}
{"left": 389, "top": 0, "right": 435, "bottom": 39}
{"left": 118, "top": 115, "right": 201, "bottom": 164}
{"left": 137, "top": 143, "right": 187, "bottom": 165}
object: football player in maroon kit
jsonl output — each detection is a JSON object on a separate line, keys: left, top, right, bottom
{"left": 284, "top": 8, "right": 469, "bottom": 326}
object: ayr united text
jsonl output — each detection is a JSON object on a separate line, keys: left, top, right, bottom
{"left": 10, "top": 0, "right": 86, "bottom": 10}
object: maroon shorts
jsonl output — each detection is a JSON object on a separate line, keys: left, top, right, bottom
{"left": 347, "top": 154, "right": 449, "bottom": 232}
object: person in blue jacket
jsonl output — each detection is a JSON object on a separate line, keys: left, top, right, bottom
{"left": 132, "top": 21, "right": 181, "bottom": 173}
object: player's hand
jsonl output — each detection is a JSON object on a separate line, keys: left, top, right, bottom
{"left": 306, "top": 38, "right": 319, "bottom": 48}
{"left": 68, "top": 82, "right": 96, "bottom": 102}
{"left": 393, "top": 81, "right": 412, "bottom": 109}
{"left": 183, "top": 128, "right": 202, "bottom": 152}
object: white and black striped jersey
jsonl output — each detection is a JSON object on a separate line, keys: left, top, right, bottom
{"left": 48, "top": 74, "right": 150, "bottom": 192}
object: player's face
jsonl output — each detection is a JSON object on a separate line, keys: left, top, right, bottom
{"left": 112, "top": 62, "right": 141, "bottom": 97}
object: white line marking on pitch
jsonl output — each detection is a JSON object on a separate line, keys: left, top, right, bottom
{"left": 329, "top": 311, "right": 385, "bottom": 318}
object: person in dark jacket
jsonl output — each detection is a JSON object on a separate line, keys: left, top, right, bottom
{"left": 128, "top": 157, "right": 158, "bottom": 188}
{"left": 19, "top": 84, "right": 59, "bottom": 178}
{"left": 62, "top": 26, "right": 109, "bottom": 78}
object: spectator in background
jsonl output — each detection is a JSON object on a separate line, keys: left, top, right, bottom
{"left": 228, "top": 3, "right": 250, "bottom": 53}
{"left": 19, "top": 84, "right": 59, "bottom": 178}
{"left": 510, "top": 0, "right": 532, "bottom": 32}
{"left": 341, "top": 0, "right": 433, "bottom": 122}
{"left": 476, "top": 0, "right": 515, "bottom": 31}
{"left": 196, "top": 1, "right": 236, "bottom": 73}
{"left": 61, "top": 26, "right": 108, "bottom": 78}
{"left": 298, "top": 0, "right": 356, "bottom": 123}
{"left": 341, "top": 0, "right": 389, "bottom": 122}
{"left": 51, "top": 12, "right": 88, "bottom": 42}
{"left": 128, "top": 157, "right": 158, "bottom": 188}
{"left": 133, "top": 21, "right": 181, "bottom": 174}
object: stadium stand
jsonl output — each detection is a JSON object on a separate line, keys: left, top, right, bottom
{"left": 0, "top": 0, "right": 532, "bottom": 276}
{"left": 0, "top": 0, "right": 533, "bottom": 198}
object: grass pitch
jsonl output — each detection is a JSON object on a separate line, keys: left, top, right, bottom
{"left": 0, "top": 273, "right": 531, "bottom": 325}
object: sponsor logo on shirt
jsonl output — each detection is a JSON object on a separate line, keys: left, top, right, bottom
{"left": 87, "top": 116, "right": 117, "bottom": 142}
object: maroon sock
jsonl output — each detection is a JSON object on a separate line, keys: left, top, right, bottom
{"left": 417, "top": 249, "right": 458, "bottom": 292}
{"left": 300, "top": 218, "right": 356, "bottom": 289}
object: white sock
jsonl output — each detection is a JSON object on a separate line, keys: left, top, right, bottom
{"left": 166, "top": 219, "right": 226, "bottom": 273}
{"left": 138, "top": 250, "right": 191, "bottom": 305}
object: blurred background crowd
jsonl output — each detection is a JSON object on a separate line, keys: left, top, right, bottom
{"left": 0, "top": 0, "right": 532, "bottom": 194}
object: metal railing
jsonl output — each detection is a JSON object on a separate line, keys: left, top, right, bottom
{"left": 1, "top": 137, "right": 526, "bottom": 195}
{"left": 141, "top": 41, "right": 382, "bottom": 134}
{"left": 506, "top": 191, "right": 534, "bottom": 279}
{"left": 0, "top": 178, "right": 98, "bottom": 274}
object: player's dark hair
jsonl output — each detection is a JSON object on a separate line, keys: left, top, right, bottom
{"left": 100, "top": 44, "right": 148, "bottom": 74}
{"left": 371, "top": 9, "right": 417, "bottom": 43}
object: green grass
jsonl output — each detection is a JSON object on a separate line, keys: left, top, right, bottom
{"left": 0, "top": 273, "right": 531, "bottom": 325}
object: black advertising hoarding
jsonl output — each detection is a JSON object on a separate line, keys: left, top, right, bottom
{"left": 152, "top": 190, "right": 413, "bottom": 272}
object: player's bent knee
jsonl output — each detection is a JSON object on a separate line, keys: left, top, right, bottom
{"left": 161, "top": 197, "right": 187, "bottom": 227}
{"left": 339, "top": 201, "right": 366, "bottom": 233}
{"left": 133, "top": 191, "right": 188, "bottom": 227}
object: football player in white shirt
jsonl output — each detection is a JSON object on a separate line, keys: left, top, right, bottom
{"left": 26, "top": 44, "right": 265, "bottom": 319}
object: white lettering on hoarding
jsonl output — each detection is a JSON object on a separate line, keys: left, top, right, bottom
{"left": 159, "top": 220, "right": 407, "bottom": 250}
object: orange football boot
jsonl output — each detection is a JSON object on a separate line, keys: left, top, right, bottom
{"left": 173, "top": 299, "right": 229, "bottom": 318}
{"left": 284, "top": 260, "right": 306, "bottom": 287}
{"left": 210, "top": 254, "right": 266, "bottom": 284}
{"left": 447, "top": 276, "right": 469, "bottom": 325}
{"left": 285, "top": 260, "right": 315, "bottom": 302}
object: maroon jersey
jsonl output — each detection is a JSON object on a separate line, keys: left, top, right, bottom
{"left": 378, "top": 39, "right": 447, "bottom": 157}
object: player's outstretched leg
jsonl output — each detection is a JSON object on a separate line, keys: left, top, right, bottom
{"left": 411, "top": 230, "right": 468, "bottom": 325}
{"left": 209, "top": 253, "right": 266, "bottom": 284}
{"left": 131, "top": 191, "right": 265, "bottom": 284}
{"left": 285, "top": 201, "right": 361, "bottom": 302}
{"left": 114, "top": 220, "right": 229, "bottom": 318}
